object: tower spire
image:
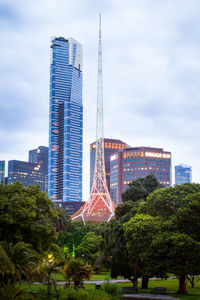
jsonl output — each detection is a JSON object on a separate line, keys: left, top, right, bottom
{"left": 72, "top": 14, "right": 116, "bottom": 224}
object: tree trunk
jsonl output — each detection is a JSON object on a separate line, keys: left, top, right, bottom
{"left": 142, "top": 276, "right": 149, "bottom": 289}
{"left": 133, "top": 261, "right": 138, "bottom": 289}
{"left": 178, "top": 275, "right": 187, "bottom": 294}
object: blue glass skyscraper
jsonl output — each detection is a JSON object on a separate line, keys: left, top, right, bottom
{"left": 175, "top": 164, "right": 192, "bottom": 185}
{"left": 48, "top": 37, "right": 83, "bottom": 204}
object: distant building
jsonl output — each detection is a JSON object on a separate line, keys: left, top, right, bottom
{"left": 110, "top": 146, "right": 171, "bottom": 205}
{"left": 29, "top": 146, "right": 48, "bottom": 174}
{"left": 48, "top": 36, "right": 83, "bottom": 206}
{"left": 0, "top": 161, "right": 5, "bottom": 184}
{"left": 8, "top": 146, "right": 48, "bottom": 191}
{"left": 175, "top": 164, "right": 192, "bottom": 185}
{"left": 90, "top": 138, "right": 129, "bottom": 192}
{"left": 8, "top": 160, "right": 46, "bottom": 191}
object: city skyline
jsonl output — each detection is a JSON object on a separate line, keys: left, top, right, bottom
{"left": 0, "top": 0, "right": 200, "bottom": 201}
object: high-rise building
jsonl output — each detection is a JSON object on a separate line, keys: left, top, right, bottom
{"left": 175, "top": 164, "right": 192, "bottom": 185}
{"left": 8, "top": 160, "right": 46, "bottom": 190}
{"left": 8, "top": 146, "right": 48, "bottom": 191}
{"left": 29, "top": 146, "right": 48, "bottom": 174}
{"left": 0, "top": 161, "right": 5, "bottom": 184}
{"left": 48, "top": 37, "right": 83, "bottom": 205}
{"left": 90, "top": 138, "right": 129, "bottom": 192}
{"left": 110, "top": 146, "right": 171, "bottom": 205}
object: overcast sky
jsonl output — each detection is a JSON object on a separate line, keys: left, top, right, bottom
{"left": 0, "top": 0, "right": 200, "bottom": 201}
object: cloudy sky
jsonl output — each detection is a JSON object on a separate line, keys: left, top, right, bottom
{"left": 0, "top": 0, "right": 200, "bottom": 200}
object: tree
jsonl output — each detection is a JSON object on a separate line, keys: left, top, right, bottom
{"left": 75, "top": 232, "right": 101, "bottom": 268}
{"left": 0, "top": 182, "right": 58, "bottom": 252}
{"left": 36, "top": 254, "right": 63, "bottom": 299}
{"left": 0, "top": 241, "right": 38, "bottom": 287}
{"left": 139, "top": 183, "right": 200, "bottom": 219}
{"left": 138, "top": 183, "right": 200, "bottom": 294}
{"left": 150, "top": 232, "right": 200, "bottom": 294}
{"left": 122, "top": 173, "right": 162, "bottom": 203}
{"left": 61, "top": 258, "right": 92, "bottom": 289}
{"left": 123, "top": 214, "right": 164, "bottom": 289}
{"left": 53, "top": 206, "right": 71, "bottom": 233}
{"left": 58, "top": 221, "right": 94, "bottom": 256}
{"left": 101, "top": 219, "right": 138, "bottom": 287}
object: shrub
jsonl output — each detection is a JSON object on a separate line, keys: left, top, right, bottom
{"left": 102, "top": 282, "right": 121, "bottom": 296}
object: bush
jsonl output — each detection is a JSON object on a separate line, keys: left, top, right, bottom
{"left": 60, "top": 288, "right": 119, "bottom": 300}
{"left": 102, "top": 282, "right": 121, "bottom": 296}
{"left": 60, "top": 288, "right": 90, "bottom": 300}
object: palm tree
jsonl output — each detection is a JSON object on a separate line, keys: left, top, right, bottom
{"left": 36, "top": 255, "right": 64, "bottom": 299}
{"left": 0, "top": 281, "right": 34, "bottom": 300}
{"left": 0, "top": 241, "right": 38, "bottom": 286}
{"left": 61, "top": 258, "right": 92, "bottom": 289}
{"left": 53, "top": 206, "right": 71, "bottom": 232}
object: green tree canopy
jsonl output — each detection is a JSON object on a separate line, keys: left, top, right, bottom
{"left": 122, "top": 173, "right": 162, "bottom": 203}
{"left": 123, "top": 214, "right": 164, "bottom": 288}
{"left": 100, "top": 219, "right": 137, "bottom": 286}
{"left": 137, "top": 183, "right": 200, "bottom": 293}
{"left": 75, "top": 232, "right": 101, "bottom": 267}
{"left": 139, "top": 183, "right": 200, "bottom": 219}
{"left": 0, "top": 182, "right": 58, "bottom": 252}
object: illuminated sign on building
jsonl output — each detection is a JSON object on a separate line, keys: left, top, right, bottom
{"left": 110, "top": 154, "right": 118, "bottom": 161}
{"left": 145, "top": 152, "right": 171, "bottom": 159}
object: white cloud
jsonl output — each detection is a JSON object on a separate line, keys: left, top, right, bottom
{"left": 0, "top": 0, "right": 200, "bottom": 200}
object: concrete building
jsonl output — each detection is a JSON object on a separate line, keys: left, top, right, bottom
{"left": 110, "top": 146, "right": 171, "bottom": 205}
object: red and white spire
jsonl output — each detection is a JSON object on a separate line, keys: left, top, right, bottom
{"left": 72, "top": 14, "right": 116, "bottom": 224}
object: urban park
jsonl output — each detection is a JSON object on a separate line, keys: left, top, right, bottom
{"left": 1, "top": 174, "right": 200, "bottom": 299}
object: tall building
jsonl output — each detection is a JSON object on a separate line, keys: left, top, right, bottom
{"left": 90, "top": 138, "right": 129, "bottom": 192}
{"left": 0, "top": 161, "right": 5, "bottom": 184}
{"left": 8, "top": 160, "right": 46, "bottom": 190}
{"left": 175, "top": 164, "right": 192, "bottom": 185}
{"left": 8, "top": 146, "right": 48, "bottom": 191}
{"left": 48, "top": 37, "right": 83, "bottom": 205}
{"left": 29, "top": 146, "right": 48, "bottom": 174}
{"left": 110, "top": 146, "right": 171, "bottom": 205}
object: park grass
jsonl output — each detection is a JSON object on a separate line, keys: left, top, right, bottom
{"left": 56, "top": 270, "right": 123, "bottom": 281}
{"left": 22, "top": 278, "right": 200, "bottom": 299}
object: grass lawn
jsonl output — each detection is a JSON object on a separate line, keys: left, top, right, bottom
{"left": 56, "top": 270, "right": 123, "bottom": 281}
{"left": 22, "top": 278, "right": 200, "bottom": 299}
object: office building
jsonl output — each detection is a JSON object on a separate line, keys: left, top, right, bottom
{"left": 8, "top": 146, "right": 48, "bottom": 191}
{"left": 110, "top": 146, "right": 171, "bottom": 205}
{"left": 29, "top": 146, "right": 48, "bottom": 174}
{"left": 175, "top": 164, "right": 192, "bottom": 185}
{"left": 48, "top": 37, "right": 83, "bottom": 205}
{"left": 8, "top": 160, "right": 46, "bottom": 190}
{"left": 0, "top": 161, "right": 5, "bottom": 184}
{"left": 90, "top": 138, "right": 128, "bottom": 192}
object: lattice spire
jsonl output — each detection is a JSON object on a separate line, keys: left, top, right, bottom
{"left": 72, "top": 14, "right": 116, "bottom": 224}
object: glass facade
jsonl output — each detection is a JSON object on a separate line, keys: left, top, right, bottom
{"left": 48, "top": 37, "right": 83, "bottom": 203}
{"left": 110, "top": 147, "right": 171, "bottom": 205}
{"left": 29, "top": 146, "right": 48, "bottom": 174}
{"left": 175, "top": 164, "right": 192, "bottom": 185}
{"left": 8, "top": 160, "right": 46, "bottom": 190}
{"left": 0, "top": 161, "right": 5, "bottom": 184}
